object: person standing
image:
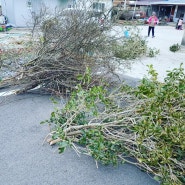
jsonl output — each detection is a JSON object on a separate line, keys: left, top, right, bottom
{"left": 177, "top": 18, "right": 183, "bottom": 30}
{"left": 147, "top": 12, "right": 158, "bottom": 38}
{"left": 0, "top": 13, "right": 6, "bottom": 25}
{"left": 0, "top": 13, "right": 6, "bottom": 31}
{"left": 99, "top": 17, "right": 105, "bottom": 31}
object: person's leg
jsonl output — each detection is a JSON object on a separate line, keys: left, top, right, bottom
{"left": 148, "top": 26, "right": 151, "bottom": 36}
{"left": 152, "top": 27, "right": 155, "bottom": 37}
{"left": 178, "top": 25, "right": 182, "bottom": 30}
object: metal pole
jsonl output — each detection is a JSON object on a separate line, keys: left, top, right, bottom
{"left": 132, "top": 0, "right": 137, "bottom": 20}
{"left": 181, "top": 29, "right": 185, "bottom": 46}
{"left": 124, "top": 0, "right": 127, "bottom": 10}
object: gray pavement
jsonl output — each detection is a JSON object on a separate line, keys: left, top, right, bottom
{"left": 0, "top": 93, "right": 159, "bottom": 185}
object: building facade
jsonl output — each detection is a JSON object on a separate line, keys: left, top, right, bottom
{"left": 1, "top": 0, "right": 75, "bottom": 27}
{"left": 1, "top": 0, "right": 113, "bottom": 27}
{"left": 150, "top": 0, "right": 185, "bottom": 22}
{"left": 134, "top": 0, "right": 185, "bottom": 22}
{"left": 94, "top": 0, "right": 185, "bottom": 22}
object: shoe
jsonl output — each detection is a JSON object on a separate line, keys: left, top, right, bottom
{"left": 152, "top": 36, "right": 155, "bottom": 38}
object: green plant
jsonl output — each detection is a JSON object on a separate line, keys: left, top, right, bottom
{"left": 169, "top": 43, "right": 180, "bottom": 52}
{"left": 147, "top": 47, "right": 160, "bottom": 57}
{"left": 42, "top": 65, "right": 185, "bottom": 185}
{"left": 112, "top": 27, "right": 147, "bottom": 60}
{"left": 134, "top": 64, "right": 185, "bottom": 184}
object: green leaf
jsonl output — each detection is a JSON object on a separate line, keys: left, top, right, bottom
{"left": 59, "top": 141, "right": 69, "bottom": 148}
{"left": 58, "top": 147, "right": 65, "bottom": 154}
{"left": 154, "top": 175, "right": 160, "bottom": 182}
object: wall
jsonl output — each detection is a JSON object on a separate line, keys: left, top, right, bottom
{"left": 103, "top": 0, "right": 113, "bottom": 16}
{"left": 175, "top": 5, "right": 185, "bottom": 21}
{"left": 76, "top": 0, "right": 112, "bottom": 18}
{"left": 1, "top": 0, "right": 15, "bottom": 26}
{"left": 1, "top": 0, "right": 112, "bottom": 27}
{"left": 14, "top": 0, "right": 41, "bottom": 27}
{"left": 42, "top": 0, "right": 73, "bottom": 11}
{"left": 1, "top": 0, "right": 71, "bottom": 27}
{"left": 1, "top": 0, "right": 36, "bottom": 27}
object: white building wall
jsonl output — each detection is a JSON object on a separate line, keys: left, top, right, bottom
{"left": 1, "top": 0, "right": 112, "bottom": 27}
{"left": 42, "top": 0, "right": 73, "bottom": 11}
{"left": 14, "top": 0, "right": 35, "bottom": 27}
{"left": 42, "top": 0, "right": 61, "bottom": 11}
{"left": 75, "top": 0, "right": 113, "bottom": 18}
{"left": 1, "top": 0, "right": 70, "bottom": 27}
{"left": 1, "top": 0, "right": 36, "bottom": 27}
{"left": 103, "top": 0, "right": 113, "bottom": 18}
{"left": 1, "top": 0, "right": 15, "bottom": 26}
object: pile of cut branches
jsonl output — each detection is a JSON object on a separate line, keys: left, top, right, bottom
{"left": 0, "top": 8, "right": 116, "bottom": 95}
{"left": 42, "top": 65, "right": 185, "bottom": 185}
{"left": 0, "top": 6, "right": 150, "bottom": 95}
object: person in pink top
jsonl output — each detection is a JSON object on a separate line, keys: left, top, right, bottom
{"left": 177, "top": 18, "right": 183, "bottom": 30}
{"left": 147, "top": 12, "right": 159, "bottom": 38}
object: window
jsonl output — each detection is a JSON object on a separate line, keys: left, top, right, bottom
{"left": 27, "top": 0, "right": 32, "bottom": 7}
{"left": 93, "top": 2, "right": 105, "bottom": 13}
{"left": 176, "top": 6, "right": 185, "bottom": 18}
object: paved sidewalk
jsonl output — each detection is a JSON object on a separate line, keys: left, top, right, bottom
{"left": 117, "top": 25, "right": 185, "bottom": 81}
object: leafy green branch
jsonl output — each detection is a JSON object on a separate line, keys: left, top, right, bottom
{"left": 42, "top": 64, "right": 185, "bottom": 185}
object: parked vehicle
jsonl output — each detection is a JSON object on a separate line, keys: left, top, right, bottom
{"left": 119, "top": 10, "right": 146, "bottom": 20}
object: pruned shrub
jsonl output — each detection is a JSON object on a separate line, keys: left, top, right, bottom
{"left": 0, "top": 7, "right": 116, "bottom": 94}
{"left": 169, "top": 43, "right": 180, "bottom": 52}
{"left": 111, "top": 27, "right": 147, "bottom": 60}
{"left": 42, "top": 64, "right": 185, "bottom": 185}
{"left": 147, "top": 47, "right": 160, "bottom": 57}
{"left": 0, "top": 8, "right": 151, "bottom": 96}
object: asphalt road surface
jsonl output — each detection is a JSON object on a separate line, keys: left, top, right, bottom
{"left": 0, "top": 94, "right": 159, "bottom": 185}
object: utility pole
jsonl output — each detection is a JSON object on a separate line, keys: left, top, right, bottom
{"left": 132, "top": 0, "right": 137, "bottom": 20}
{"left": 124, "top": 0, "right": 127, "bottom": 10}
{"left": 181, "top": 29, "right": 185, "bottom": 46}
